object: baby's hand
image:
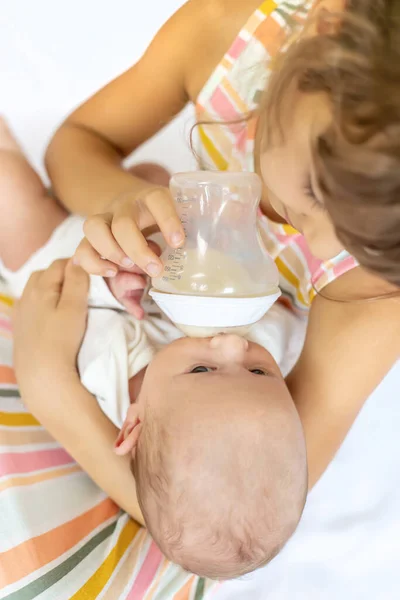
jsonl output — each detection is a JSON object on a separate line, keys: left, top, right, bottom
{"left": 74, "top": 185, "right": 184, "bottom": 278}
{"left": 106, "top": 268, "right": 146, "bottom": 319}
{"left": 105, "top": 239, "right": 159, "bottom": 319}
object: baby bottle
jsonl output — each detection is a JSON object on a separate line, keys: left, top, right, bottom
{"left": 150, "top": 171, "right": 281, "bottom": 336}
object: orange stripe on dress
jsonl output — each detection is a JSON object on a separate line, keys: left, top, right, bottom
{"left": 221, "top": 79, "right": 250, "bottom": 115}
{"left": 0, "top": 366, "right": 16, "bottom": 384}
{"left": 0, "top": 463, "right": 81, "bottom": 493}
{"left": 172, "top": 576, "right": 197, "bottom": 600}
{"left": 0, "top": 498, "right": 120, "bottom": 587}
{"left": 0, "top": 426, "right": 53, "bottom": 447}
{"left": 254, "top": 11, "right": 286, "bottom": 56}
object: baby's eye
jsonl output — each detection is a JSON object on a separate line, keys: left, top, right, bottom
{"left": 190, "top": 366, "right": 213, "bottom": 374}
{"left": 250, "top": 369, "right": 267, "bottom": 376}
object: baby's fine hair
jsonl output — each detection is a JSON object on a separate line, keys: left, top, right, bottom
{"left": 260, "top": 0, "right": 400, "bottom": 286}
{"left": 132, "top": 401, "right": 307, "bottom": 579}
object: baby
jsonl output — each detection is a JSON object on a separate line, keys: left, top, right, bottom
{"left": 0, "top": 119, "right": 307, "bottom": 579}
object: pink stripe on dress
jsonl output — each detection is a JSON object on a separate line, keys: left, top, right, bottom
{"left": 332, "top": 254, "right": 358, "bottom": 279}
{"left": 0, "top": 318, "right": 12, "bottom": 333}
{"left": 292, "top": 233, "right": 323, "bottom": 278}
{"left": 126, "top": 541, "right": 163, "bottom": 599}
{"left": 227, "top": 36, "right": 247, "bottom": 61}
{"left": 210, "top": 88, "right": 242, "bottom": 125}
{"left": 0, "top": 447, "right": 74, "bottom": 477}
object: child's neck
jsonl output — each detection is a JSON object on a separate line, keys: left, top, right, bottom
{"left": 128, "top": 368, "right": 147, "bottom": 404}
{"left": 324, "top": 265, "right": 397, "bottom": 302}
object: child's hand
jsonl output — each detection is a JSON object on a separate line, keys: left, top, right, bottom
{"left": 74, "top": 185, "right": 184, "bottom": 278}
{"left": 13, "top": 260, "right": 89, "bottom": 392}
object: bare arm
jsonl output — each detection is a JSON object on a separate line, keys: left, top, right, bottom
{"left": 45, "top": 1, "right": 205, "bottom": 216}
{"left": 23, "top": 372, "right": 144, "bottom": 525}
{"left": 288, "top": 268, "right": 400, "bottom": 487}
{"left": 45, "top": 0, "right": 265, "bottom": 278}
{"left": 13, "top": 260, "right": 144, "bottom": 525}
{"left": 45, "top": 0, "right": 263, "bottom": 216}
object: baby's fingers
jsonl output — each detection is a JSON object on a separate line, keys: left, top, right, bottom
{"left": 107, "top": 271, "right": 147, "bottom": 319}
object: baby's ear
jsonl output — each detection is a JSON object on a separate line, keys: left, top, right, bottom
{"left": 114, "top": 404, "right": 142, "bottom": 457}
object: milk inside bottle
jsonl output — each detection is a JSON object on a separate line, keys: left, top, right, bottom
{"left": 150, "top": 171, "right": 280, "bottom": 337}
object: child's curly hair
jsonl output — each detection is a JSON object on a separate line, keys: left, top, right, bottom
{"left": 260, "top": 0, "right": 400, "bottom": 286}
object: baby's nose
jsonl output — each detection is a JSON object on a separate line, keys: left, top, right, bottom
{"left": 209, "top": 334, "right": 249, "bottom": 362}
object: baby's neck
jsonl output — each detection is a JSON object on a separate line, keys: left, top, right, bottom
{"left": 128, "top": 368, "right": 147, "bottom": 404}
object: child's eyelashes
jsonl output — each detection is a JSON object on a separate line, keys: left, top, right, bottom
{"left": 190, "top": 366, "right": 214, "bottom": 374}
{"left": 304, "top": 180, "right": 326, "bottom": 212}
{"left": 249, "top": 369, "right": 267, "bottom": 376}
{"left": 189, "top": 366, "right": 268, "bottom": 376}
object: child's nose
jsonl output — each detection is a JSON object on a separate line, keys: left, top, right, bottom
{"left": 209, "top": 334, "right": 249, "bottom": 362}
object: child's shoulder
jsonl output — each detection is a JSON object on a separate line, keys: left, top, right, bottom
{"left": 153, "top": 0, "right": 264, "bottom": 102}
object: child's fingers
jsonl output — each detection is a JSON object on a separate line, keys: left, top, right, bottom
{"left": 83, "top": 213, "right": 133, "bottom": 269}
{"left": 111, "top": 202, "right": 163, "bottom": 277}
{"left": 143, "top": 188, "right": 184, "bottom": 249}
{"left": 74, "top": 239, "right": 119, "bottom": 277}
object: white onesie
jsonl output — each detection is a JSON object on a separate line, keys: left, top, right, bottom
{"left": 0, "top": 215, "right": 306, "bottom": 428}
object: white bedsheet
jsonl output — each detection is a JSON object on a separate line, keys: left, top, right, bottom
{"left": 1, "top": 2, "right": 400, "bottom": 598}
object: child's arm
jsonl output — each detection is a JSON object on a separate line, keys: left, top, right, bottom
{"left": 45, "top": 4, "right": 194, "bottom": 275}
{"left": 288, "top": 267, "right": 400, "bottom": 488}
{"left": 45, "top": 0, "right": 258, "bottom": 277}
{"left": 26, "top": 371, "right": 144, "bottom": 525}
{"left": 13, "top": 260, "right": 144, "bottom": 524}
{"left": 45, "top": 3, "right": 193, "bottom": 217}
{"left": 45, "top": 0, "right": 215, "bottom": 277}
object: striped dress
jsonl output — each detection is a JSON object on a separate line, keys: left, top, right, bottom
{"left": 196, "top": 0, "right": 358, "bottom": 312}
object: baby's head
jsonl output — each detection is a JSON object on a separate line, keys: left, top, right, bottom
{"left": 118, "top": 334, "right": 307, "bottom": 579}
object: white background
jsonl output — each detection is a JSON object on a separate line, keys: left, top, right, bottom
{"left": 0, "top": 0, "right": 195, "bottom": 181}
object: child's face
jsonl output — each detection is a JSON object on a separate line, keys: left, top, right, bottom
{"left": 259, "top": 0, "right": 346, "bottom": 262}
{"left": 260, "top": 90, "right": 343, "bottom": 261}
{"left": 139, "top": 334, "right": 296, "bottom": 418}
